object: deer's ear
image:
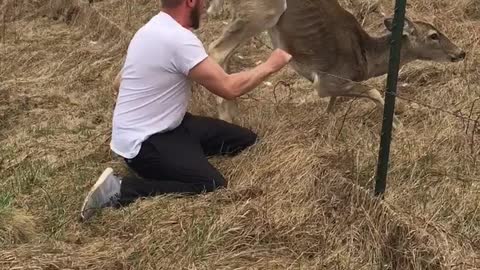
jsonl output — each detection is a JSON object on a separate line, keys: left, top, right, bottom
{"left": 403, "top": 18, "right": 416, "bottom": 35}
{"left": 384, "top": 17, "right": 416, "bottom": 36}
{"left": 384, "top": 18, "right": 394, "bottom": 31}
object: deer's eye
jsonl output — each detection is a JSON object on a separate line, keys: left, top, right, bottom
{"left": 429, "top": 33, "right": 439, "bottom": 40}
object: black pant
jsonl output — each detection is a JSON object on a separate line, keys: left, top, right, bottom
{"left": 118, "top": 113, "right": 257, "bottom": 205}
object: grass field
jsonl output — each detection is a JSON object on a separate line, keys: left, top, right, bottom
{"left": 0, "top": 0, "right": 479, "bottom": 269}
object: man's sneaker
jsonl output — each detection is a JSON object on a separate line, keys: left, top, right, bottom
{"left": 80, "top": 167, "right": 121, "bottom": 222}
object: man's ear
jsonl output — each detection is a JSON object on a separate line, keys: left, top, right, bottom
{"left": 186, "top": 0, "right": 195, "bottom": 8}
{"left": 384, "top": 17, "right": 416, "bottom": 36}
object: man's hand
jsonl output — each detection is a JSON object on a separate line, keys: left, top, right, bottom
{"left": 188, "top": 49, "right": 292, "bottom": 100}
{"left": 265, "top": 49, "right": 293, "bottom": 74}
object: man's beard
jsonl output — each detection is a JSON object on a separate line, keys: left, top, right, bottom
{"left": 190, "top": 3, "right": 201, "bottom": 30}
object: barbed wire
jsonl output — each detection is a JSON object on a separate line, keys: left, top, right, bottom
{"left": 266, "top": 72, "right": 479, "bottom": 162}
{"left": 253, "top": 55, "right": 480, "bottom": 135}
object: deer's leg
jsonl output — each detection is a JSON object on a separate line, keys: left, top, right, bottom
{"left": 209, "top": 18, "right": 258, "bottom": 123}
{"left": 326, "top": 97, "right": 337, "bottom": 113}
{"left": 320, "top": 78, "right": 402, "bottom": 129}
{"left": 208, "top": 2, "right": 286, "bottom": 123}
{"left": 207, "top": 0, "right": 224, "bottom": 17}
{"left": 208, "top": 9, "right": 285, "bottom": 67}
{"left": 361, "top": 87, "right": 402, "bottom": 129}
{"left": 312, "top": 73, "right": 338, "bottom": 114}
{"left": 344, "top": 83, "right": 401, "bottom": 129}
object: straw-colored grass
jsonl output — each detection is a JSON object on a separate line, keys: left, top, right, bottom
{"left": 0, "top": 0, "right": 479, "bottom": 269}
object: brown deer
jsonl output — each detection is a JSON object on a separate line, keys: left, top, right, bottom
{"left": 207, "top": 0, "right": 465, "bottom": 128}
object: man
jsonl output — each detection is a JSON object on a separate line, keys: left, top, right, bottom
{"left": 79, "top": 0, "right": 292, "bottom": 221}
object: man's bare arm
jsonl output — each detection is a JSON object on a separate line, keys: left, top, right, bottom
{"left": 188, "top": 49, "right": 292, "bottom": 100}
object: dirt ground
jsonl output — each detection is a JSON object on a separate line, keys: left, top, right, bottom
{"left": 0, "top": 0, "right": 479, "bottom": 269}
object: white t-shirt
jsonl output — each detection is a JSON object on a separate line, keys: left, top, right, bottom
{"left": 110, "top": 12, "right": 208, "bottom": 159}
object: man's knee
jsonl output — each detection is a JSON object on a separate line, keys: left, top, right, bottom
{"left": 199, "top": 174, "right": 227, "bottom": 193}
{"left": 231, "top": 127, "right": 257, "bottom": 153}
{"left": 210, "top": 177, "right": 227, "bottom": 191}
{"left": 244, "top": 129, "right": 258, "bottom": 147}
{"left": 191, "top": 161, "right": 227, "bottom": 193}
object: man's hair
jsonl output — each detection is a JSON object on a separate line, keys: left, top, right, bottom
{"left": 161, "top": 0, "right": 184, "bottom": 8}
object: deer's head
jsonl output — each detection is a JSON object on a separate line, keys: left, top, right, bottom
{"left": 384, "top": 17, "right": 466, "bottom": 63}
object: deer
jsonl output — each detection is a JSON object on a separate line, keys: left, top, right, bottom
{"left": 207, "top": 0, "right": 466, "bottom": 128}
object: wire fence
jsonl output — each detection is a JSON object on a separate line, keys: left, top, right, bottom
{"left": 268, "top": 71, "right": 480, "bottom": 130}
{"left": 269, "top": 70, "right": 480, "bottom": 168}
{"left": 251, "top": 35, "right": 480, "bottom": 138}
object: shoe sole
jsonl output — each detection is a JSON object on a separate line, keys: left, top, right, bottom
{"left": 80, "top": 167, "right": 114, "bottom": 222}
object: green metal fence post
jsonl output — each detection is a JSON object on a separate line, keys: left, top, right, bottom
{"left": 374, "top": 0, "right": 408, "bottom": 197}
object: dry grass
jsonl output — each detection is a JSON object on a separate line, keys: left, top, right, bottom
{"left": 0, "top": 0, "right": 479, "bottom": 269}
{"left": 0, "top": 209, "right": 37, "bottom": 246}
{"left": 466, "top": 0, "right": 480, "bottom": 20}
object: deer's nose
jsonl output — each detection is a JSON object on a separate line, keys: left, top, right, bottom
{"left": 451, "top": 51, "right": 466, "bottom": 62}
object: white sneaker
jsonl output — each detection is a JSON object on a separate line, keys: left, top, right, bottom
{"left": 80, "top": 167, "right": 121, "bottom": 222}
